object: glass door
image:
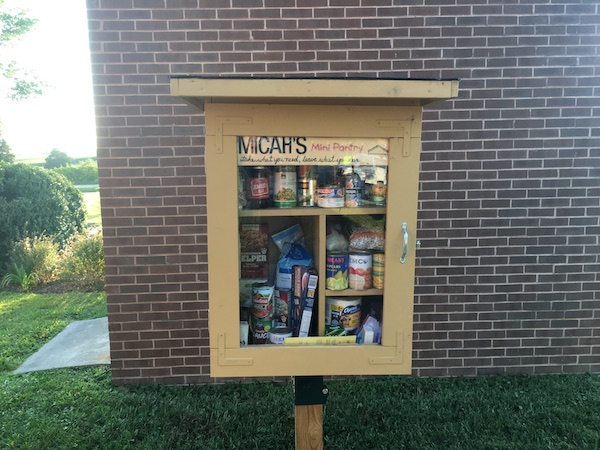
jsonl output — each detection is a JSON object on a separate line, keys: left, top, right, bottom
{"left": 237, "top": 136, "right": 390, "bottom": 347}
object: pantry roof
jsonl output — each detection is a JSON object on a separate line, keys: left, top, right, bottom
{"left": 170, "top": 77, "right": 459, "bottom": 111}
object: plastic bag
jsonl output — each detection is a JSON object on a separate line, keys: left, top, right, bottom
{"left": 326, "top": 226, "right": 349, "bottom": 253}
{"left": 272, "top": 224, "right": 304, "bottom": 252}
{"left": 348, "top": 216, "right": 385, "bottom": 251}
{"left": 276, "top": 242, "right": 313, "bottom": 289}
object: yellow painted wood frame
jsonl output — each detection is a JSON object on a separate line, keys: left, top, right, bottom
{"left": 205, "top": 103, "right": 420, "bottom": 378}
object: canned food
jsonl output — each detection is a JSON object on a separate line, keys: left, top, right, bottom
{"left": 373, "top": 252, "right": 385, "bottom": 289}
{"left": 297, "top": 178, "right": 316, "bottom": 207}
{"left": 345, "top": 188, "right": 361, "bottom": 208}
{"left": 326, "top": 253, "right": 349, "bottom": 290}
{"left": 246, "top": 166, "right": 270, "bottom": 209}
{"left": 250, "top": 316, "right": 272, "bottom": 344}
{"left": 349, "top": 251, "right": 372, "bottom": 290}
{"left": 318, "top": 187, "right": 344, "bottom": 208}
{"left": 273, "top": 166, "right": 297, "bottom": 208}
{"left": 251, "top": 282, "right": 274, "bottom": 319}
{"left": 325, "top": 297, "right": 362, "bottom": 335}
{"left": 269, "top": 326, "right": 292, "bottom": 344}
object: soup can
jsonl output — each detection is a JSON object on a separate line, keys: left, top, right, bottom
{"left": 269, "top": 326, "right": 292, "bottom": 345}
{"left": 251, "top": 282, "right": 274, "bottom": 319}
{"left": 373, "top": 252, "right": 385, "bottom": 289}
{"left": 349, "top": 251, "right": 373, "bottom": 290}
{"left": 326, "top": 253, "right": 349, "bottom": 290}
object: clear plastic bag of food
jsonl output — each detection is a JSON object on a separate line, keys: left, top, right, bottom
{"left": 326, "top": 224, "right": 349, "bottom": 253}
{"left": 347, "top": 216, "right": 385, "bottom": 251}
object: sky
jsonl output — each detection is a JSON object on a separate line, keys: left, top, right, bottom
{"left": 0, "top": 0, "right": 97, "bottom": 160}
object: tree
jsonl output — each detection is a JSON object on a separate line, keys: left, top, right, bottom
{"left": 0, "top": 163, "right": 86, "bottom": 263}
{"left": 53, "top": 158, "right": 99, "bottom": 185}
{"left": 0, "top": 1, "right": 43, "bottom": 101}
{"left": 0, "top": 137, "right": 14, "bottom": 163}
{"left": 44, "top": 148, "right": 72, "bottom": 169}
{"left": 0, "top": 2, "right": 43, "bottom": 161}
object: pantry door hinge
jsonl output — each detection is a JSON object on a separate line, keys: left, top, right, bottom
{"left": 368, "top": 330, "right": 405, "bottom": 365}
{"left": 218, "top": 333, "right": 253, "bottom": 366}
{"left": 215, "top": 116, "right": 252, "bottom": 154}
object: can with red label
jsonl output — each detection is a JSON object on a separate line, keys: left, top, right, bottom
{"left": 349, "top": 251, "right": 372, "bottom": 290}
{"left": 251, "top": 282, "right": 274, "bottom": 319}
{"left": 246, "top": 167, "right": 271, "bottom": 209}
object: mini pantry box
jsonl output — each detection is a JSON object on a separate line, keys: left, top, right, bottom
{"left": 171, "top": 78, "right": 458, "bottom": 378}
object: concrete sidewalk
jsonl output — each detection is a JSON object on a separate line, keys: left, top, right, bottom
{"left": 14, "top": 317, "right": 110, "bottom": 374}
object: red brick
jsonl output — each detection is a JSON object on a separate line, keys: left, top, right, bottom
{"left": 90, "top": 0, "right": 600, "bottom": 385}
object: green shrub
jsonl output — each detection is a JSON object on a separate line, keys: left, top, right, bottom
{"left": 53, "top": 159, "right": 99, "bottom": 185}
{"left": 0, "top": 163, "right": 86, "bottom": 264}
{"left": 1, "top": 263, "right": 39, "bottom": 291}
{"left": 7, "top": 235, "right": 60, "bottom": 284}
{"left": 59, "top": 231, "right": 104, "bottom": 290}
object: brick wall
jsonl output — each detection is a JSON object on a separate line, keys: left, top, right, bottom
{"left": 86, "top": 0, "right": 600, "bottom": 384}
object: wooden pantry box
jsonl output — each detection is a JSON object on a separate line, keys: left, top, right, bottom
{"left": 170, "top": 77, "right": 458, "bottom": 378}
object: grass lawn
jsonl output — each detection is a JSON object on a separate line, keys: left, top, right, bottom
{"left": 80, "top": 188, "right": 101, "bottom": 225}
{"left": 1, "top": 292, "right": 600, "bottom": 449}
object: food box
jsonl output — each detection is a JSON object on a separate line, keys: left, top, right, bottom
{"left": 240, "top": 223, "right": 269, "bottom": 279}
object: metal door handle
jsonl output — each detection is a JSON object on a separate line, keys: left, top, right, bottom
{"left": 400, "top": 222, "right": 408, "bottom": 263}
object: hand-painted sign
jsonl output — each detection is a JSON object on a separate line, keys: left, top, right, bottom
{"left": 237, "top": 136, "right": 389, "bottom": 167}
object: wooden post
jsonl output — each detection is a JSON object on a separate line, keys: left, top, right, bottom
{"left": 294, "top": 376, "right": 328, "bottom": 450}
{"left": 295, "top": 404, "right": 323, "bottom": 450}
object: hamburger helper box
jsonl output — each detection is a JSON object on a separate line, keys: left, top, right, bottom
{"left": 239, "top": 223, "right": 269, "bottom": 308}
{"left": 240, "top": 223, "right": 269, "bottom": 279}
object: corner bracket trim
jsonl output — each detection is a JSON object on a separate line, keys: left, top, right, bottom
{"left": 215, "top": 116, "right": 252, "bottom": 153}
{"left": 369, "top": 330, "right": 404, "bottom": 365}
{"left": 218, "top": 333, "right": 253, "bottom": 366}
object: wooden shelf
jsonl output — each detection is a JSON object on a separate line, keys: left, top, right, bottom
{"left": 325, "top": 288, "right": 383, "bottom": 297}
{"left": 239, "top": 206, "right": 385, "bottom": 217}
